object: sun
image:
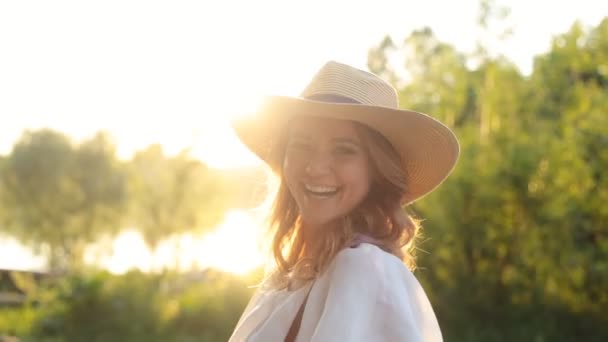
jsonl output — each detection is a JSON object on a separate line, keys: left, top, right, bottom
{"left": 194, "top": 210, "right": 265, "bottom": 275}
{"left": 189, "top": 118, "right": 263, "bottom": 170}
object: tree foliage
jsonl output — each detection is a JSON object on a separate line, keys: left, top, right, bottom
{"left": 0, "top": 131, "right": 127, "bottom": 271}
{"left": 369, "top": 17, "right": 608, "bottom": 342}
{"left": 127, "top": 145, "right": 235, "bottom": 249}
{"left": 0, "top": 269, "right": 261, "bottom": 342}
{"left": 0, "top": 133, "right": 246, "bottom": 271}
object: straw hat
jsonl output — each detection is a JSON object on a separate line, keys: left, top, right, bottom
{"left": 232, "top": 61, "right": 459, "bottom": 204}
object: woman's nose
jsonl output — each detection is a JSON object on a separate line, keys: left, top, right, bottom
{"left": 305, "top": 154, "right": 332, "bottom": 176}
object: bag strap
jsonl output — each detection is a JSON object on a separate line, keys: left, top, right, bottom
{"left": 284, "top": 234, "right": 379, "bottom": 341}
{"left": 350, "top": 233, "right": 382, "bottom": 248}
{"left": 285, "top": 285, "right": 312, "bottom": 342}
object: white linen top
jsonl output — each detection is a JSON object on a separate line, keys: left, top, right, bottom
{"left": 229, "top": 243, "right": 443, "bottom": 342}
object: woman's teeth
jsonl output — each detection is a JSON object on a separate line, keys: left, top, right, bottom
{"left": 304, "top": 184, "right": 339, "bottom": 196}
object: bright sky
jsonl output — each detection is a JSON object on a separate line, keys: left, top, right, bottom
{"left": 0, "top": 0, "right": 605, "bottom": 168}
{"left": 0, "top": 0, "right": 605, "bottom": 273}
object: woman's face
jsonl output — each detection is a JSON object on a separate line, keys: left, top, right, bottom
{"left": 283, "top": 116, "right": 372, "bottom": 229}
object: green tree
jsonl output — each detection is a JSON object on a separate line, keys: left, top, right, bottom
{"left": 0, "top": 130, "right": 127, "bottom": 271}
{"left": 367, "top": 9, "right": 608, "bottom": 342}
{"left": 524, "top": 18, "right": 608, "bottom": 317}
{"left": 127, "top": 145, "right": 235, "bottom": 250}
{"left": 367, "top": 35, "right": 399, "bottom": 85}
{"left": 0, "top": 155, "right": 8, "bottom": 228}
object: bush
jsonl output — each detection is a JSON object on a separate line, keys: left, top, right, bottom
{"left": 0, "top": 269, "right": 260, "bottom": 342}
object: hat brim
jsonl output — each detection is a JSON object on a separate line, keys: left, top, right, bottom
{"left": 232, "top": 96, "right": 460, "bottom": 204}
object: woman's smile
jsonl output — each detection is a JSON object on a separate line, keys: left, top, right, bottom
{"left": 283, "top": 116, "right": 372, "bottom": 229}
{"left": 303, "top": 183, "right": 341, "bottom": 197}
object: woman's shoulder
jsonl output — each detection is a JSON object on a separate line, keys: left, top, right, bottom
{"left": 333, "top": 242, "right": 409, "bottom": 269}
{"left": 325, "top": 243, "right": 442, "bottom": 339}
{"left": 327, "top": 242, "right": 416, "bottom": 288}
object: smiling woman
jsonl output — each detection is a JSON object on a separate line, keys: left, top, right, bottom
{"left": 228, "top": 61, "right": 459, "bottom": 342}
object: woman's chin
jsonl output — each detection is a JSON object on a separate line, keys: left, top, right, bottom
{"left": 300, "top": 216, "right": 339, "bottom": 230}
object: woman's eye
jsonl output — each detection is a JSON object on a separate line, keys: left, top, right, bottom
{"left": 334, "top": 146, "right": 357, "bottom": 155}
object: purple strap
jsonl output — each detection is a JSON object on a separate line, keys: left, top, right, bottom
{"left": 350, "top": 234, "right": 382, "bottom": 248}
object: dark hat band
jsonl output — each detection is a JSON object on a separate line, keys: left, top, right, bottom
{"left": 305, "top": 93, "right": 361, "bottom": 104}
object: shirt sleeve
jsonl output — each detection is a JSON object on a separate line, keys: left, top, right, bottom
{"left": 309, "top": 244, "right": 443, "bottom": 342}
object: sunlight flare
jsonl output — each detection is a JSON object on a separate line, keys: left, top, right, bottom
{"left": 87, "top": 210, "right": 265, "bottom": 275}
{"left": 195, "top": 210, "right": 265, "bottom": 275}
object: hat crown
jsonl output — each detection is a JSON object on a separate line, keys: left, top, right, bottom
{"left": 300, "top": 61, "right": 399, "bottom": 109}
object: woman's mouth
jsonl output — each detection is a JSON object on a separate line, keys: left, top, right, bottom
{"left": 303, "top": 183, "right": 340, "bottom": 197}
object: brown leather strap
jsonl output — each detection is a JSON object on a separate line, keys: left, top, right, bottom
{"left": 285, "top": 286, "right": 312, "bottom": 342}
{"left": 285, "top": 238, "right": 377, "bottom": 341}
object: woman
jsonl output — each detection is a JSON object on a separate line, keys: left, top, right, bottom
{"left": 229, "top": 61, "right": 459, "bottom": 341}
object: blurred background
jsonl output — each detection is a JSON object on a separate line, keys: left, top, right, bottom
{"left": 0, "top": 0, "right": 606, "bottom": 341}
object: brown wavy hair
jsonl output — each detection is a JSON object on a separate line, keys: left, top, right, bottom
{"left": 264, "top": 121, "right": 421, "bottom": 290}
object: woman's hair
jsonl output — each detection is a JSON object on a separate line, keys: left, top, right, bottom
{"left": 264, "top": 121, "right": 421, "bottom": 290}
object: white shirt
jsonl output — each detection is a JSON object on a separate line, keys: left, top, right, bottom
{"left": 229, "top": 243, "right": 443, "bottom": 342}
